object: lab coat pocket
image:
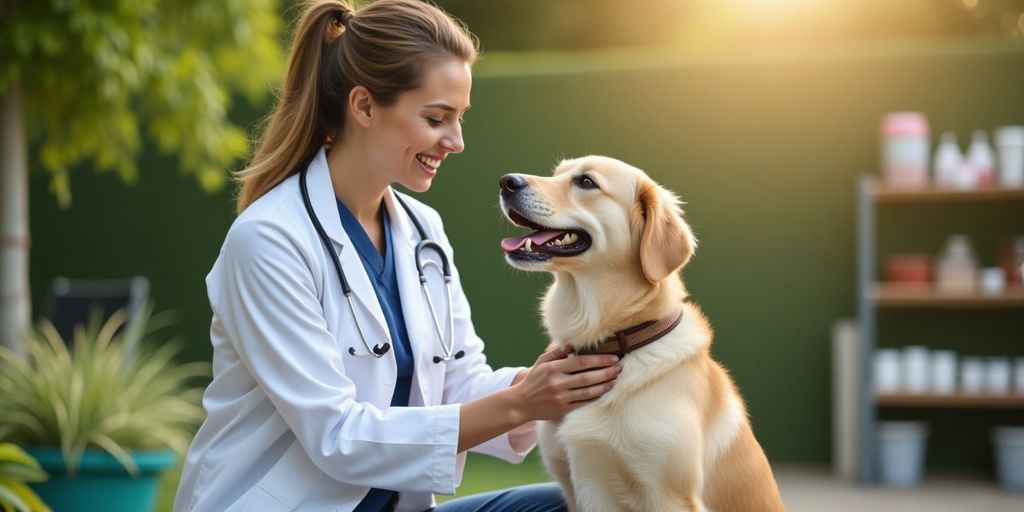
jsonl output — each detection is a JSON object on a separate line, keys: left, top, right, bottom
{"left": 251, "top": 440, "right": 324, "bottom": 510}
{"left": 237, "top": 486, "right": 294, "bottom": 512}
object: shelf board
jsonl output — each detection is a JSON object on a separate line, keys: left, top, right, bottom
{"left": 872, "top": 284, "right": 1024, "bottom": 308}
{"left": 876, "top": 393, "right": 1024, "bottom": 408}
{"left": 871, "top": 185, "right": 1024, "bottom": 203}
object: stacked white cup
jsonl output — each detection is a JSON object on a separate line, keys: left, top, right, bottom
{"left": 995, "top": 126, "right": 1024, "bottom": 188}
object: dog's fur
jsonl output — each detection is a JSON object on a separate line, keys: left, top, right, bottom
{"left": 499, "top": 156, "right": 785, "bottom": 511}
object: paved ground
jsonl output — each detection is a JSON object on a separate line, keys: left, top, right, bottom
{"left": 777, "top": 466, "right": 1024, "bottom": 512}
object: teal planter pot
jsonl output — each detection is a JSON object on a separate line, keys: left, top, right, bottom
{"left": 26, "top": 448, "right": 177, "bottom": 512}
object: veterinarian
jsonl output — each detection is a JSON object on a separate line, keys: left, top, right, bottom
{"left": 173, "top": 1, "right": 621, "bottom": 511}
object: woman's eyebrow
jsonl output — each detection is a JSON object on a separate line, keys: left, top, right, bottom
{"left": 423, "top": 102, "right": 471, "bottom": 113}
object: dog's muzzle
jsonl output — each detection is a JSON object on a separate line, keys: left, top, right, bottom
{"left": 497, "top": 174, "right": 592, "bottom": 260}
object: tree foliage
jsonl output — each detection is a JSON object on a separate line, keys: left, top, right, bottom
{"left": 0, "top": 0, "right": 284, "bottom": 206}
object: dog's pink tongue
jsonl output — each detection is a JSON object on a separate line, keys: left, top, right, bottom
{"left": 500, "top": 230, "right": 564, "bottom": 252}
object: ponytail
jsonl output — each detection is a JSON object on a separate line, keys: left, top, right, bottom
{"left": 235, "top": 1, "right": 352, "bottom": 213}
{"left": 235, "top": 0, "right": 479, "bottom": 214}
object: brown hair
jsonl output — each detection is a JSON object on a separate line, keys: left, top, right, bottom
{"left": 235, "top": 0, "right": 479, "bottom": 213}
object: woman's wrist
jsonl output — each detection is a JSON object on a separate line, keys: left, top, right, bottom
{"left": 502, "top": 380, "right": 531, "bottom": 427}
{"left": 457, "top": 383, "right": 530, "bottom": 452}
{"left": 511, "top": 367, "right": 530, "bottom": 386}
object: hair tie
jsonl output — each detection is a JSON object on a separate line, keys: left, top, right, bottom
{"left": 336, "top": 9, "right": 354, "bottom": 28}
{"left": 327, "top": 8, "right": 352, "bottom": 43}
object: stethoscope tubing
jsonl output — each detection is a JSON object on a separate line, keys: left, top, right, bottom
{"left": 299, "top": 165, "right": 461, "bottom": 363}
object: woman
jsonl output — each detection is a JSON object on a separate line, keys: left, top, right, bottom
{"left": 173, "top": 1, "right": 621, "bottom": 511}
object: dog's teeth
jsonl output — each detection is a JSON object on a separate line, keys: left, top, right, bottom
{"left": 553, "top": 239, "right": 562, "bottom": 246}
{"left": 525, "top": 239, "right": 533, "bottom": 251}
{"left": 563, "top": 233, "right": 576, "bottom": 244}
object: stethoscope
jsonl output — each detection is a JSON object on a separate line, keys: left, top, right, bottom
{"left": 299, "top": 165, "right": 465, "bottom": 364}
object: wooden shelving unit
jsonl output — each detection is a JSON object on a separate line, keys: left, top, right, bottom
{"left": 876, "top": 393, "right": 1024, "bottom": 408}
{"left": 872, "top": 284, "right": 1024, "bottom": 308}
{"left": 872, "top": 185, "right": 1024, "bottom": 203}
{"left": 855, "top": 176, "right": 1024, "bottom": 484}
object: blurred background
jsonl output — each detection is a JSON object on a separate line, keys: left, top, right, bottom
{"left": 3, "top": 0, "right": 1024, "bottom": 510}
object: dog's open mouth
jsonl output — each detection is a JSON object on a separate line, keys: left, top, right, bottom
{"left": 501, "top": 209, "right": 592, "bottom": 261}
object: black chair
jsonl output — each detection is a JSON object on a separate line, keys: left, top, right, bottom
{"left": 44, "top": 276, "right": 150, "bottom": 344}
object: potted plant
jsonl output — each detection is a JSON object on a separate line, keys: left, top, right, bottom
{"left": 0, "top": 308, "right": 208, "bottom": 512}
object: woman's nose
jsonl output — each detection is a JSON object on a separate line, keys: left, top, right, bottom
{"left": 441, "top": 124, "right": 464, "bottom": 154}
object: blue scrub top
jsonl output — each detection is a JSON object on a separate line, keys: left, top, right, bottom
{"left": 336, "top": 198, "right": 414, "bottom": 510}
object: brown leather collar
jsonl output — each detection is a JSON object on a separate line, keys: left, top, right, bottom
{"left": 574, "top": 308, "right": 684, "bottom": 358}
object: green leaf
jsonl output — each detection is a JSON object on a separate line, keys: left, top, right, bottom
{"left": 0, "top": 479, "right": 51, "bottom": 512}
{"left": 7, "top": 0, "right": 285, "bottom": 205}
{"left": 0, "top": 483, "right": 29, "bottom": 512}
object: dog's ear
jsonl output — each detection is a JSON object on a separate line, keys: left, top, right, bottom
{"left": 633, "top": 179, "right": 697, "bottom": 283}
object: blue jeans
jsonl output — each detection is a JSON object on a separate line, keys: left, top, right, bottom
{"left": 429, "top": 483, "right": 568, "bottom": 512}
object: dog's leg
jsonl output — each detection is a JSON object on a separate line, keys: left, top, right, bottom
{"left": 538, "top": 421, "right": 580, "bottom": 512}
{"left": 626, "top": 407, "right": 709, "bottom": 512}
{"left": 564, "top": 444, "right": 633, "bottom": 512}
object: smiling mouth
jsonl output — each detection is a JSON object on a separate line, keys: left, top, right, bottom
{"left": 500, "top": 209, "right": 592, "bottom": 261}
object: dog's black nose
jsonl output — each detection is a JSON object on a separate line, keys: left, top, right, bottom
{"left": 500, "top": 174, "right": 527, "bottom": 199}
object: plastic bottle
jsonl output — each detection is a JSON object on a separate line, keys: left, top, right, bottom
{"left": 933, "top": 131, "right": 961, "bottom": 189}
{"left": 935, "top": 234, "right": 978, "bottom": 293}
{"left": 965, "top": 129, "right": 995, "bottom": 188}
{"left": 881, "top": 112, "right": 930, "bottom": 189}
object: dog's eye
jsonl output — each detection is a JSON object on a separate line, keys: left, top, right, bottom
{"left": 575, "top": 175, "right": 599, "bottom": 190}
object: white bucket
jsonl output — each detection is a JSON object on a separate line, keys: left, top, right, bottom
{"left": 877, "top": 421, "right": 928, "bottom": 487}
{"left": 993, "top": 427, "right": 1024, "bottom": 491}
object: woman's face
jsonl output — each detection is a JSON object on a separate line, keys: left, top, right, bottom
{"left": 370, "top": 58, "right": 472, "bottom": 193}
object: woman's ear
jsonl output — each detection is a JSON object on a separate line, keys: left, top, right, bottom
{"left": 634, "top": 179, "right": 697, "bottom": 284}
{"left": 348, "top": 85, "right": 373, "bottom": 128}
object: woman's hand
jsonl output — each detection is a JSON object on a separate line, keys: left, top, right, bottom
{"left": 456, "top": 345, "right": 620, "bottom": 452}
{"left": 511, "top": 344, "right": 621, "bottom": 422}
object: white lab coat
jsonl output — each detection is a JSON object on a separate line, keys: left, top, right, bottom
{"left": 174, "top": 148, "right": 536, "bottom": 512}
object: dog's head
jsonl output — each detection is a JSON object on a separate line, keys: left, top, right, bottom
{"left": 499, "top": 155, "right": 696, "bottom": 284}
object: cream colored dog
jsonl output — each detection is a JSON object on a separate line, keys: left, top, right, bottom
{"left": 498, "top": 156, "right": 785, "bottom": 512}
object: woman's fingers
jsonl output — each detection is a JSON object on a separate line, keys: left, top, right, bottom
{"left": 551, "top": 353, "right": 620, "bottom": 374}
{"left": 534, "top": 344, "right": 572, "bottom": 366}
{"left": 567, "top": 362, "right": 621, "bottom": 390}
{"left": 567, "top": 378, "right": 618, "bottom": 406}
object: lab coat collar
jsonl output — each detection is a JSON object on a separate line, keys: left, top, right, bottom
{"left": 306, "top": 148, "right": 348, "bottom": 248}
{"left": 307, "top": 147, "right": 419, "bottom": 249}
{"left": 382, "top": 189, "right": 420, "bottom": 249}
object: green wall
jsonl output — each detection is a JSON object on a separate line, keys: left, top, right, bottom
{"left": 29, "top": 40, "right": 1024, "bottom": 466}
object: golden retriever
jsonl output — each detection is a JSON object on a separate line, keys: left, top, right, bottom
{"left": 498, "top": 156, "right": 785, "bottom": 512}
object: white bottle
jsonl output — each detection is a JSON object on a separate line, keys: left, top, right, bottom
{"left": 995, "top": 126, "right": 1024, "bottom": 188}
{"left": 933, "top": 131, "right": 961, "bottom": 188}
{"left": 965, "top": 129, "right": 995, "bottom": 188}
{"left": 935, "top": 234, "right": 978, "bottom": 293}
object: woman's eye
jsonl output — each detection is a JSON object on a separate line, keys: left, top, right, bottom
{"left": 426, "top": 118, "right": 443, "bottom": 127}
{"left": 576, "top": 175, "right": 598, "bottom": 189}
